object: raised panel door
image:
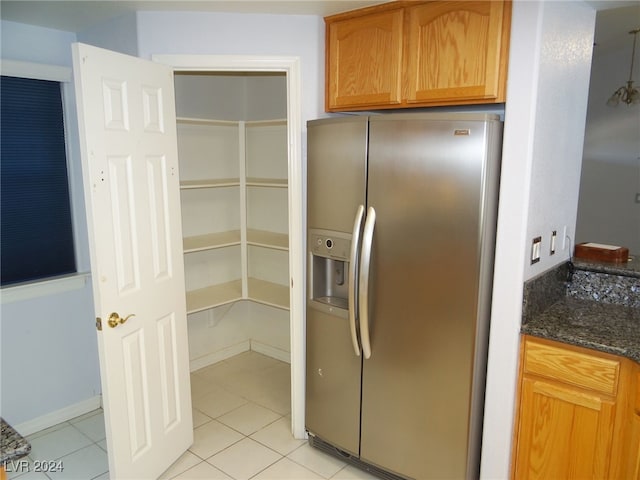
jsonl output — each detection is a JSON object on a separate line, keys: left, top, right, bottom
{"left": 514, "top": 376, "right": 617, "bottom": 479}
{"left": 73, "top": 42, "right": 192, "bottom": 479}
{"left": 405, "top": 1, "right": 509, "bottom": 104}
{"left": 326, "top": 8, "right": 404, "bottom": 110}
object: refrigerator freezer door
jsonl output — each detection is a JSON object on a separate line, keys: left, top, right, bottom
{"left": 305, "top": 116, "right": 368, "bottom": 456}
{"left": 359, "top": 116, "right": 501, "bottom": 479}
{"left": 307, "top": 117, "right": 368, "bottom": 234}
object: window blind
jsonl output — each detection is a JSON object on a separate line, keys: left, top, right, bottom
{"left": 1, "top": 75, "right": 76, "bottom": 286}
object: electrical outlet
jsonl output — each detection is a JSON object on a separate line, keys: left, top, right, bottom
{"left": 550, "top": 230, "right": 557, "bottom": 255}
{"left": 562, "top": 225, "right": 568, "bottom": 251}
{"left": 531, "top": 236, "right": 542, "bottom": 264}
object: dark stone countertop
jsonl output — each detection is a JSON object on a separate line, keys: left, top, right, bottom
{"left": 0, "top": 418, "right": 31, "bottom": 464}
{"left": 522, "top": 261, "right": 640, "bottom": 364}
{"left": 522, "top": 297, "right": 640, "bottom": 362}
{"left": 573, "top": 256, "right": 639, "bottom": 278}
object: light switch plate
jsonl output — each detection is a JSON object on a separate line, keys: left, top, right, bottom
{"left": 531, "top": 236, "right": 542, "bottom": 264}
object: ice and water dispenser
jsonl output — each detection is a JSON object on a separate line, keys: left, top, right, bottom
{"left": 308, "top": 229, "right": 351, "bottom": 317}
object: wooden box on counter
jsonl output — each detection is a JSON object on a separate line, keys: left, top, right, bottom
{"left": 574, "top": 242, "right": 630, "bottom": 264}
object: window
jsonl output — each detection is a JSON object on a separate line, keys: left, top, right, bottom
{"left": 1, "top": 75, "right": 76, "bottom": 286}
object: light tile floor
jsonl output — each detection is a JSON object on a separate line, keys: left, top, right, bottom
{"left": 6, "top": 351, "right": 378, "bottom": 480}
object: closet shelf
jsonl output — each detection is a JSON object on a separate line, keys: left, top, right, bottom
{"left": 179, "top": 113, "right": 289, "bottom": 317}
{"left": 177, "top": 117, "right": 238, "bottom": 126}
{"left": 183, "top": 231, "right": 241, "bottom": 253}
{"left": 180, "top": 178, "right": 240, "bottom": 189}
{"left": 183, "top": 230, "right": 287, "bottom": 253}
{"left": 185, "top": 278, "right": 289, "bottom": 314}
{"left": 248, "top": 278, "right": 290, "bottom": 310}
{"left": 246, "top": 119, "right": 287, "bottom": 127}
{"left": 246, "top": 177, "right": 287, "bottom": 188}
{"left": 246, "top": 229, "right": 288, "bottom": 251}
{"left": 186, "top": 280, "right": 243, "bottom": 314}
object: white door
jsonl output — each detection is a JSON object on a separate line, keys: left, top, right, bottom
{"left": 72, "top": 43, "right": 192, "bottom": 479}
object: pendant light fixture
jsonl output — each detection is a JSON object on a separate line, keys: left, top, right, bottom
{"left": 607, "top": 28, "right": 640, "bottom": 106}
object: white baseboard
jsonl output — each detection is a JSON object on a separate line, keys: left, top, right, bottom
{"left": 14, "top": 395, "right": 102, "bottom": 437}
{"left": 189, "top": 340, "right": 290, "bottom": 372}
{"left": 189, "top": 340, "right": 250, "bottom": 372}
{"left": 251, "top": 340, "right": 291, "bottom": 364}
{"left": 12, "top": 343, "right": 290, "bottom": 437}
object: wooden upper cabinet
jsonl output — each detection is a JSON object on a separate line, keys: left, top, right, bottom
{"left": 405, "top": 1, "right": 508, "bottom": 104}
{"left": 324, "top": 1, "right": 511, "bottom": 112}
{"left": 326, "top": 7, "right": 404, "bottom": 109}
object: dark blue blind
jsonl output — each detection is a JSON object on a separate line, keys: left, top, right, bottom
{"left": 1, "top": 76, "right": 76, "bottom": 286}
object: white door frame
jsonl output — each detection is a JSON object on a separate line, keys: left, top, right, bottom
{"left": 152, "top": 54, "right": 305, "bottom": 439}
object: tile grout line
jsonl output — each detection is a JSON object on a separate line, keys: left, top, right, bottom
{"left": 17, "top": 352, "right": 338, "bottom": 480}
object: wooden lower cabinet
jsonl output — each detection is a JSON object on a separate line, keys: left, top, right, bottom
{"left": 512, "top": 336, "right": 639, "bottom": 479}
{"left": 629, "top": 364, "right": 640, "bottom": 479}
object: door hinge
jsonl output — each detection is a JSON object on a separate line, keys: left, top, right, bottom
{"left": 96, "top": 317, "right": 102, "bottom": 331}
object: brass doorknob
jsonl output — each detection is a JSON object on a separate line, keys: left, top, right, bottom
{"left": 107, "top": 312, "right": 135, "bottom": 328}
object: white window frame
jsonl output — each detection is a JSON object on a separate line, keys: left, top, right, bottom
{"left": 0, "top": 59, "right": 91, "bottom": 303}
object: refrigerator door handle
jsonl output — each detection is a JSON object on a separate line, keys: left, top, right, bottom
{"left": 348, "top": 205, "right": 365, "bottom": 356}
{"left": 359, "top": 206, "right": 375, "bottom": 360}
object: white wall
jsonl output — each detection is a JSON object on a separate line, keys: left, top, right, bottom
{"left": 481, "top": 1, "right": 596, "bottom": 478}
{"left": 1, "top": 20, "right": 75, "bottom": 66}
{"left": 76, "top": 13, "right": 139, "bottom": 56}
{"left": 245, "top": 75, "right": 288, "bottom": 120}
{"left": 576, "top": 5, "right": 640, "bottom": 254}
{"left": 524, "top": 1, "right": 596, "bottom": 278}
{"left": 174, "top": 73, "right": 287, "bottom": 121}
{"left": 136, "top": 11, "right": 325, "bottom": 122}
{"left": 0, "top": 20, "right": 101, "bottom": 428}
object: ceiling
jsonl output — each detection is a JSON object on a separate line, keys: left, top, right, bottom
{"left": 0, "top": 0, "right": 637, "bottom": 48}
{"left": 0, "top": 1, "right": 387, "bottom": 32}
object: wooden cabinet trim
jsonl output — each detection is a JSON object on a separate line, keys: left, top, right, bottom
{"left": 635, "top": 369, "right": 640, "bottom": 415}
{"left": 324, "top": 1, "right": 412, "bottom": 23}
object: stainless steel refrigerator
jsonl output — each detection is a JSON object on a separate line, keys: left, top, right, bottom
{"left": 305, "top": 113, "right": 502, "bottom": 480}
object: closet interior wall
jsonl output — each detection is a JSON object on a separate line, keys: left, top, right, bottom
{"left": 174, "top": 72, "right": 290, "bottom": 371}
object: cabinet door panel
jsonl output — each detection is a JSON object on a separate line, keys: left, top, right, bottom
{"left": 327, "top": 9, "right": 404, "bottom": 109}
{"left": 406, "top": 1, "right": 506, "bottom": 103}
{"left": 515, "top": 377, "right": 616, "bottom": 480}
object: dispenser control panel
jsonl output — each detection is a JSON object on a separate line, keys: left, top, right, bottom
{"left": 309, "top": 230, "right": 350, "bottom": 261}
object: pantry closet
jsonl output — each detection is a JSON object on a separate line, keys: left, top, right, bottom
{"left": 174, "top": 71, "right": 291, "bottom": 372}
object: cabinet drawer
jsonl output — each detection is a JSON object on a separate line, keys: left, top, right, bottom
{"left": 523, "top": 338, "right": 620, "bottom": 396}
